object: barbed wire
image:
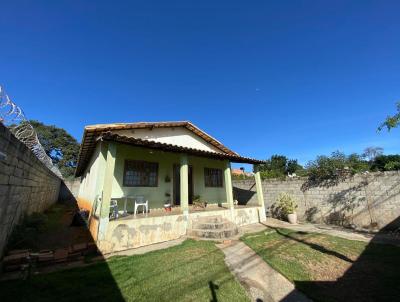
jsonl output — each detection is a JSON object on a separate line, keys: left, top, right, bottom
{"left": 0, "top": 86, "right": 63, "bottom": 178}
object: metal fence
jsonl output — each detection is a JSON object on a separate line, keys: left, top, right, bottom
{"left": 0, "top": 86, "right": 62, "bottom": 178}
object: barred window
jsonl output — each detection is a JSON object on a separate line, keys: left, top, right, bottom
{"left": 123, "top": 160, "right": 158, "bottom": 187}
{"left": 204, "top": 168, "right": 223, "bottom": 187}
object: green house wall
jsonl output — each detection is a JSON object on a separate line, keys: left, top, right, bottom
{"left": 78, "top": 142, "right": 229, "bottom": 211}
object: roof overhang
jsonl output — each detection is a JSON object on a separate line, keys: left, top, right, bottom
{"left": 75, "top": 121, "right": 262, "bottom": 176}
{"left": 75, "top": 131, "right": 264, "bottom": 176}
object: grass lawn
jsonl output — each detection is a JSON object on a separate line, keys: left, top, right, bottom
{"left": 242, "top": 227, "right": 400, "bottom": 302}
{"left": 0, "top": 240, "right": 249, "bottom": 302}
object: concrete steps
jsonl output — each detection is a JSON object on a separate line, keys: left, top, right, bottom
{"left": 189, "top": 215, "right": 239, "bottom": 240}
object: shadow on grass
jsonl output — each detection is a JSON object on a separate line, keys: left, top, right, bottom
{"left": 277, "top": 216, "right": 400, "bottom": 302}
{"left": 1, "top": 183, "right": 125, "bottom": 302}
{"left": 1, "top": 185, "right": 250, "bottom": 302}
{"left": 273, "top": 228, "right": 354, "bottom": 263}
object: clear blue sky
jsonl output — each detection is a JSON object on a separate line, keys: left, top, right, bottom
{"left": 2, "top": 1, "right": 400, "bottom": 170}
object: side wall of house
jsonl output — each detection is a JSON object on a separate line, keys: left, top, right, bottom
{"left": 0, "top": 124, "right": 61, "bottom": 257}
{"left": 77, "top": 143, "right": 105, "bottom": 211}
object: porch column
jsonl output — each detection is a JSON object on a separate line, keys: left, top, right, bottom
{"left": 224, "top": 161, "right": 235, "bottom": 219}
{"left": 180, "top": 154, "right": 189, "bottom": 217}
{"left": 255, "top": 170, "right": 267, "bottom": 222}
{"left": 98, "top": 143, "right": 117, "bottom": 241}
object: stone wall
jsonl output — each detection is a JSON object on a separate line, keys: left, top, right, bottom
{"left": 0, "top": 124, "right": 61, "bottom": 257}
{"left": 233, "top": 171, "right": 400, "bottom": 230}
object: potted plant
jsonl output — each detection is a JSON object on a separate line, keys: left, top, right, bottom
{"left": 276, "top": 193, "right": 298, "bottom": 224}
{"left": 164, "top": 193, "right": 172, "bottom": 212}
{"left": 193, "top": 195, "right": 207, "bottom": 209}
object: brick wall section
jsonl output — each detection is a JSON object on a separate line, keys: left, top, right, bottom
{"left": 233, "top": 171, "right": 400, "bottom": 230}
{"left": 0, "top": 124, "right": 61, "bottom": 257}
{"left": 59, "top": 179, "right": 80, "bottom": 201}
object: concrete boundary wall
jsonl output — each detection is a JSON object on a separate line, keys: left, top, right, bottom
{"left": 233, "top": 172, "right": 400, "bottom": 230}
{"left": 0, "top": 124, "right": 61, "bottom": 258}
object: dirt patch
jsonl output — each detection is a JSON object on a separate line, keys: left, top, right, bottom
{"left": 36, "top": 203, "right": 93, "bottom": 250}
{"left": 301, "top": 257, "right": 353, "bottom": 281}
{"left": 7, "top": 200, "right": 95, "bottom": 252}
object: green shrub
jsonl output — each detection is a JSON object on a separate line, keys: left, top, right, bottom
{"left": 276, "top": 193, "right": 298, "bottom": 215}
{"left": 372, "top": 155, "right": 400, "bottom": 171}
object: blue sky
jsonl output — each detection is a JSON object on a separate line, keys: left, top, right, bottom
{"left": 1, "top": 0, "right": 400, "bottom": 170}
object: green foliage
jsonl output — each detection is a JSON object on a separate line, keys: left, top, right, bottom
{"left": 306, "top": 151, "right": 372, "bottom": 181}
{"left": 257, "top": 155, "right": 304, "bottom": 179}
{"left": 384, "top": 161, "right": 400, "bottom": 171}
{"left": 371, "top": 155, "right": 400, "bottom": 171}
{"left": 347, "top": 153, "right": 370, "bottom": 173}
{"left": 30, "top": 120, "right": 80, "bottom": 178}
{"left": 306, "top": 151, "right": 350, "bottom": 183}
{"left": 276, "top": 193, "right": 298, "bottom": 214}
{"left": 378, "top": 102, "right": 400, "bottom": 131}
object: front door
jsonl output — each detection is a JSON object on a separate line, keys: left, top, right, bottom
{"left": 173, "top": 164, "right": 193, "bottom": 205}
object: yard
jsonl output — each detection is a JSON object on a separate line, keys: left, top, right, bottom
{"left": 0, "top": 239, "right": 249, "bottom": 302}
{"left": 241, "top": 227, "right": 400, "bottom": 302}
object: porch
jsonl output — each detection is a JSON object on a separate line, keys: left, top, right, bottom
{"left": 113, "top": 204, "right": 257, "bottom": 220}
{"left": 80, "top": 132, "right": 266, "bottom": 253}
{"left": 97, "top": 205, "right": 264, "bottom": 253}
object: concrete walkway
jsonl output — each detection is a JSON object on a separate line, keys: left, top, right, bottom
{"left": 218, "top": 240, "right": 311, "bottom": 302}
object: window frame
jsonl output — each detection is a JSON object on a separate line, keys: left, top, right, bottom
{"left": 123, "top": 159, "right": 159, "bottom": 187}
{"left": 204, "top": 167, "right": 223, "bottom": 188}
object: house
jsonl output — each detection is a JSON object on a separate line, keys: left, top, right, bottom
{"left": 75, "top": 121, "right": 266, "bottom": 253}
{"left": 231, "top": 168, "right": 254, "bottom": 177}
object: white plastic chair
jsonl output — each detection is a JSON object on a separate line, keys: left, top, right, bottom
{"left": 132, "top": 195, "right": 148, "bottom": 216}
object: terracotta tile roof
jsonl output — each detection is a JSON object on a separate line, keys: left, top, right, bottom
{"left": 75, "top": 121, "right": 263, "bottom": 176}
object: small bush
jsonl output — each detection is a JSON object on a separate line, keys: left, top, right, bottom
{"left": 276, "top": 193, "right": 298, "bottom": 215}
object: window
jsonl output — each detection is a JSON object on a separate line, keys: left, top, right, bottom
{"left": 204, "top": 168, "right": 223, "bottom": 187}
{"left": 123, "top": 160, "right": 158, "bottom": 187}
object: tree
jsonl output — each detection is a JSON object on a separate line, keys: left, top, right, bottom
{"left": 362, "top": 146, "right": 384, "bottom": 161}
{"left": 371, "top": 155, "right": 400, "bottom": 171}
{"left": 257, "top": 155, "right": 304, "bottom": 179}
{"left": 305, "top": 151, "right": 348, "bottom": 183}
{"left": 29, "top": 120, "right": 80, "bottom": 178}
{"left": 378, "top": 102, "right": 400, "bottom": 131}
{"left": 347, "top": 153, "right": 370, "bottom": 173}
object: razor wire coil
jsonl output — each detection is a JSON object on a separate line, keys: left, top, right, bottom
{"left": 0, "top": 86, "right": 63, "bottom": 178}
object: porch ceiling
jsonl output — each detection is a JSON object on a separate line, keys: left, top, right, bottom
{"left": 75, "top": 131, "right": 265, "bottom": 176}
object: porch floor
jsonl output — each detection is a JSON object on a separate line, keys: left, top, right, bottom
{"left": 113, "top": 204, "right": 257, "bottom": 220}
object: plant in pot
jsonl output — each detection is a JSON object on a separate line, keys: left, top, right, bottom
{"left": 164, "top": 193, "right": 172, "bottom": 212}
{"left": 276, "top": 193, "right": 298, "bottom": 224}
{"left": 193, "top": 195, "right": 207, "bottom": 209}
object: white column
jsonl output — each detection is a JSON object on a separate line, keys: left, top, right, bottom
{"left": 180, "top": 154, "right": 189, "bottom": 217}
{"left": 224, "top": 161, "right": 235, "bottom": 220}
{"left": 255, "top": 170, "right": 267, "bottom": 222}
{"left": 98, "top": 143, "right": 116, "bottom": 241}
